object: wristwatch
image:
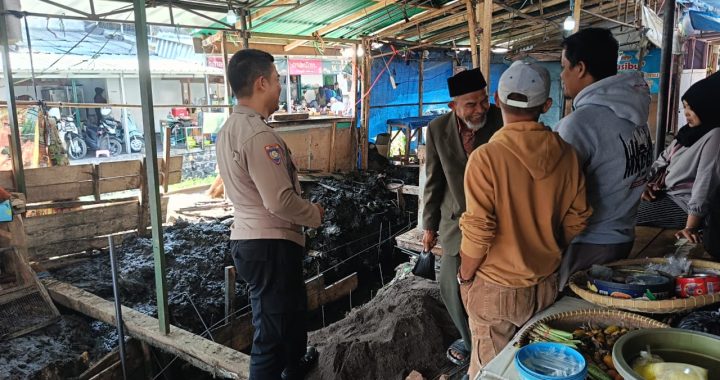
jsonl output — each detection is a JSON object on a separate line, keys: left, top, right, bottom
{"left": 457, "top": 272, "right": 474, "bottom": 285}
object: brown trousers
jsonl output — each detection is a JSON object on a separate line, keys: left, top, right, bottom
{"left": 460, "top": 273, "right": 558, "bottom": 378}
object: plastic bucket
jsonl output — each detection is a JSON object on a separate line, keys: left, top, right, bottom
{"left": 514, "top": 343, "right": 587, "bottom": 380}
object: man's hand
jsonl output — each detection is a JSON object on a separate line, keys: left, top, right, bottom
{"left": 315, "top": 204, "right": 325, "bottom": 220}
{"left": 641, "top": 185, "right": 658, "bottom": 201}
{"left": 422, "top": 229, "right": 438, "bottom": 252}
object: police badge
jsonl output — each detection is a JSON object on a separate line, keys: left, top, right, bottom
{"left": 264, "top": 144, "right": 283, "bottom": 165}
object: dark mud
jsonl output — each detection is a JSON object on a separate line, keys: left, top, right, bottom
{"left": 308, "top": 275, "right": 459, "bottom": 380}
{"left": 8, "top": 170, "right": 418, "bottom": 379}
{"left": 0, "top": 313, "right": 114, "bottom": 380}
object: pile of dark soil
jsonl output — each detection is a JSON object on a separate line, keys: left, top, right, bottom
{"left": 51, "top": 220, "right": 238, "bottom": 335}
{"left": 0, "top": 313, "right": 113, "bottom": 380}
{"left": 308, "top": 275, "right": 459, "bottom": 380}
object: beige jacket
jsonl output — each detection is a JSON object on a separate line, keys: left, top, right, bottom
{"left": 216, "top": 105, "right": 321, "bottom": 246}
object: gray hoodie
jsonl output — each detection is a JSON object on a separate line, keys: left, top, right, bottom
{"left": 557, "top": 72, "right": 653, "bottom": 244}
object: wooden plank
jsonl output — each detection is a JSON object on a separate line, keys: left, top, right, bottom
{"left": 24, "top": 201, "right": 139, "bottom": 234}
{"left": 26, "top": 216, "right": 138, "bottom": 249}
{"left": 318, "top": 273, "right": 358, "bottom": 306}
{"left": 25, "top": 164, "right": 93, "bottom": 186}
{"left": 26, "top": 181, "right": 95, "bottom": 203}
{"left": 43, "top": 279, "right": 251, "bottom": 379}
{"left": 98, "top": 160, "right": 142, "bottom": 179}
{"left": 99, "top": 176, "right": 142, "bottom": 193}
{"left": 388, "top": 184, "right": 420, "bottom": 196}
{"left": 0, "top": 170, "right": 14, "bottom": 190}
{"left": 167, "top": 156, "right": 183, "bottom": 172}
{"left": 395, "top": 228, "right": 444, "bottom": 256}
{"left": 305, "top": 274, "right": 326, "bottom": 311}
{"left": 166, "top": 171, "right": 182, "bottom": 186}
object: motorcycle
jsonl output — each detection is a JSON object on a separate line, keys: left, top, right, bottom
{"left": 100, "top": 108, "right": 144, "bottom": 153}
{"left": 82, "top": 119, "right": 123, "bottom": 157}
{"left": 48, "top": 108, "right": 87, "bottom": 160}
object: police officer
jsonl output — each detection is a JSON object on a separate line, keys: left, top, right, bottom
{"left": 216, "top": 49, "right": 323, "bottom": 380}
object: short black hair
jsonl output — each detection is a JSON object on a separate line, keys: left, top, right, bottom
{"left": 227, "top": 49, "right": 275, "bottom": 98}
{"left": 500, "top": 93, "right": 545, "bottom": 119}
{"left": 561, "top": 28, "right": 619, "bottom": 81}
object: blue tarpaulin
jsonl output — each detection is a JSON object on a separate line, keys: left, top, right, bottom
{"left": 689, "top": 10, "right": 720, "bottom": 31}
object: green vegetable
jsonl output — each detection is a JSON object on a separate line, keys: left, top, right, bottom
{"left": 587, "top": 363, "right": 613, "bottom": 380}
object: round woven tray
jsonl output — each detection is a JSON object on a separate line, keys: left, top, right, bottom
{"left": 517, "top": 309, "right": 669, "bottom": 347}
{"left": 569, "top": 258, "right": 720, "bottom": 314}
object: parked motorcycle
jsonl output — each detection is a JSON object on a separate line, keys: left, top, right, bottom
{"left": 82, "top": 119, "right": 123, "bottom": 157}
{"left": 100, "top": 108, "right": 144, "bottom": 153}
{"left": 48, "top": 108, "right": 87, "bottom": 160}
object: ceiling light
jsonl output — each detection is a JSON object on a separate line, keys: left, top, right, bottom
{"left": 563, "top": 16, "right": 576, "bottom": 31}
{"left": 491, "top": 46, "right": 509, "bottom": 54}
{"left": 356, "top": 46, "right": 365, "bottom": 57}
{"left": 227, "top": 10, "right": 237, "bottom": 25}
{"left": 371, "top": 42, "right": 384, "bottom": 49}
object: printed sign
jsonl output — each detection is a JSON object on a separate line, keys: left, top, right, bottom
{"left": 618, "top": 48, "right": 661, "bottom": 94}
{"left": 288, "top": 59, "right": 322, "bottom": 75}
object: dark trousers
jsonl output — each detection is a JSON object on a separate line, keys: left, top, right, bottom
{"left": 231, "top": 239, "right": 307, "bottom": 380}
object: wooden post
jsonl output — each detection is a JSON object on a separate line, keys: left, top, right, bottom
{"left": 465, "top": 0, "right": 479, "bottom": 68}
{"left": 655, "top": 0, "right": 676, "bottom": 156}
{"left": 360, "top": 39, "right": 371, "bottom": 170}
{"left": 224, "top": 266, "right": 236, "bottom": 325}
{"left": 138, "top": 161, "right": 149, "bottom": 237}
{"left": 92, "top": 165, "right": 101, "bottom": 201}
{"left": 572, "top": 0, "right": 583, "bottom": 33}
{"left": 163, "top": 126, "right": 171, "bottom": 193}
{"left": 221, "top": 32, "right": 233, "bottom": 107}
{"left": 481, "top": 0, "right": 493, "bottom": 82}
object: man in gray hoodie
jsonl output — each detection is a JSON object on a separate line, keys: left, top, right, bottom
{"left": 556, "top": 28, "right": 654, "bottom": 289}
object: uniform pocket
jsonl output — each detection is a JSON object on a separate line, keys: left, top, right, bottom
{"left": 483, "top": 283, "right": 535, "bottom": 323}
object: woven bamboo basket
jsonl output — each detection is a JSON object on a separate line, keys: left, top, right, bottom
{"left": 516, "top": 309, "right": 669, "bottom": 347}
{"left": 569, "top": 258, "right": 720, "bottom": 313}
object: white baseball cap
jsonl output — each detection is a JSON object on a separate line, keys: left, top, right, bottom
{"left": 498, "top": 61, "right": 551, "bottom": 108}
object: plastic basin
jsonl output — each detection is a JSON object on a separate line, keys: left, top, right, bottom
{"left": 612, "top": 328, "right": 720, "bottom": 379}
{"left": 514, "top": 342, "right": 587, "bottom": 380}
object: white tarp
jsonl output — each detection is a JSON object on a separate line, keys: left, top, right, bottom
{"left": 642, "top": 5, "right": 665, "bottom": 48}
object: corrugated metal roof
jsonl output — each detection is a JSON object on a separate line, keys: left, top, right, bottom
{"left": 326, "top": 4, "right": 425, "bottom": 39}
{"left": 250, "top": 0, "right": 377, "bottom": 35}
{"left": 1, "top": 52, "right": 223, "bottom": 76}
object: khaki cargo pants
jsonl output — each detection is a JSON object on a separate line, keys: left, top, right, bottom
{"left": 460, "top": 273, "right": 558, "bottom": 378}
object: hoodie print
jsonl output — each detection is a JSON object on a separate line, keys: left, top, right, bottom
{"left": 619, "top": 126, "right": 653, "bottom": 188}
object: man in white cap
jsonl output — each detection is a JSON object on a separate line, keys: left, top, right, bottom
{"left": 458, "top": 61, "right": 592, "bottom": 377}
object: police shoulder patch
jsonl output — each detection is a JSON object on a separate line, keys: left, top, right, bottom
{"left": 264, "top": 144, "right": 283, "bottom": 165}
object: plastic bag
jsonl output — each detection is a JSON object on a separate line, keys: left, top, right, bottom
{"left": 411, "top": 251, "right": 436, "bottom": 280}
{"left": 632, "top": 347, "right": 665, "bottom": 374}
{"left": 646, "top": 240, "right": 693, "bottom": 277}
{"left": 635, "top": 362, "right": 708, "bottom": 380}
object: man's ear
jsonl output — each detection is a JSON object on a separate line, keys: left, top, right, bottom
{"left": 493, "top": 91, "right": 501, "bottom": 105}
{"left": 448, "top": 101, "right": 455, "bottom": 110}
{"left": 576, "top": 61, "right": 589, "bottom": 79}
{"left": 542, "top": 98, "right": 553, "bottom": 113}
{"left": 254, "top": 76, "right": 266, "bottom": 93}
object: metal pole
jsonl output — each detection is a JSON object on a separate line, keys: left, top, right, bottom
{"left": 655, "top": 0, "right": 676, "bottom": 157}
{"left": 204, "top": 74, "right": 211, "bottom": 112}
{"left": 108, "top": 236, "right": 128, "bottom": 380}
{"left": 221, "top": 32, "right": 233, "bottom": 108}
{"left": 0, "top": 4, "right": 26, "bottom": 194}
{"left": 119, "top": 73, "right": 130, "bottom": 154}
{"left": 132, "top": 0, "right": 170, "bottom": 335}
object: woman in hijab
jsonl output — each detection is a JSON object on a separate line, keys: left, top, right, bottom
{"left": 639, "top": 72, "right": 720, "bottom": 258}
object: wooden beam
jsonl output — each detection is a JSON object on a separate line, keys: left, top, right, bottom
{"left": 373, "top": 2, "right": 465, "bottom": 38}
{"left": 573, "top": 0, "right": 583, "bottom": 33}
{"left": 493, "top": 0, "right": 558, "bottom": 27}
{"left": 465, "top": 0, "right": 479, "bottom": 68}
{"left": 43, "top": 279, "right": 251, "bottom": 380}
{"left": 360, "top": 39, "right": 371, "bottom": 171}
{"left": 481, "top": 0, "right": 493, "bottom": 82}
{"left": 249, "top": 0, "right": 297, "bottom": 25}
{"left": 396, "top": 13, "right": 468, "bottom": 40}
{"left": 284, "top": 1, "right": 389, "bottom": 52}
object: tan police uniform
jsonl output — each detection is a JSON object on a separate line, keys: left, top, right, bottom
{"left": 216, "top": 104, "right": 321, "bottom": 379}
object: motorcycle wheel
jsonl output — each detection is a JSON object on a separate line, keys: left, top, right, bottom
{"left": 101, "top": 138, "right": 123, "bottom": 157}
{"left": 68, "top": 138, "right": 87, "bottom": 160}
{"left": 129, "top": 135, "right": 144, "bottom": 153}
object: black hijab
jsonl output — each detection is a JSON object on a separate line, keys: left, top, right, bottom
{"left": 676, "top": 72, "right": 720, "bottom": 147}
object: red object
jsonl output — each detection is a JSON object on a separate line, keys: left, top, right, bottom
{"left": 676, "top": 274, "right": 720, "bottom": 298}
{"left": 171, "top": 107, "right": 190, "bottom": 118}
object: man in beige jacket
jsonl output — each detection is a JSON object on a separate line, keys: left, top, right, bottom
{"left": 216, "top": 49, "right": 324, "bottom": 380}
